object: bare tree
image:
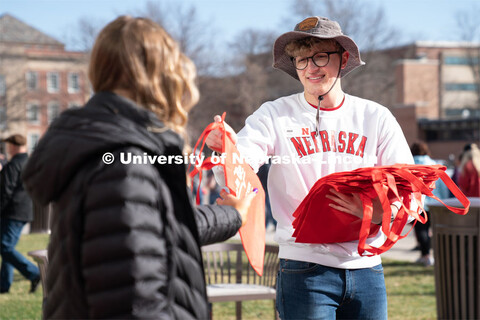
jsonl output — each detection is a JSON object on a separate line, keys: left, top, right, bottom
{"left": 229, "top": 29, "right": 277, "bottom": 114}
{"left": 230, "top": 29, "right": 277, "bottom": 57}
{"left": 63, "top": 1, "right": 218, "bottom": 76}
{"left": 135, "top": 1, "right": 218, "bottom": 75}
{"left": 455, "top": 4, "right": 480, "bottom": 110}
{"left": 235, "top": 60, "right": 269, "bottom": 115}
{"left": 69, "top": 17, "right": 104, "bottom": 52}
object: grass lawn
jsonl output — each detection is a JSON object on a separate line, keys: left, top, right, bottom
{"left": 0, "top": 233, "right": 436, "bottom": 320}
{"left": 0, "top": 233, "right": 49, "bottom": 320}
{"left": 383, "top": 260, "right": 436, "bottom": 320}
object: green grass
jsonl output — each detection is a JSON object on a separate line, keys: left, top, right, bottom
{"left": 0, "top": 234, "right": 436, "bottom": 320}
{"left": 383, "top": 259, "right": 436, "bottom": 320}
{"left": 0, "top": 232, "right": 49, "bottom": 320}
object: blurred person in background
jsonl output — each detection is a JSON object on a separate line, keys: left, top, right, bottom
{"left": 22, "top": 16, "right": 255, "bottom": 319}
{"left": 410, "top": 141, "right": 450, "bottom": 266}
{"left": 206, "top": 170, "right": 222, "bottom": 205}
{"left": 458, "top": 143, "right": 480, "bottom": 197}
{"left": 451, "top": 152, "right": 462, "bottom": 187}
{"left": 0, "top": 134, "right": 40, "bottom": 294}
{"left": 0, "top": 152, "right": 7, "bottom": 171}
{"left": 257, "top": 163, "right": 276, "bottom": 231}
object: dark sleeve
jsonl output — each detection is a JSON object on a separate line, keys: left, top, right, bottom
{"left": 0, "top": 160, "right": 20, "bottom": 212}
{"left": 194, "top": 204, "right": 242, "bottom": 246}
{"left": 80, "top": 149, "right": 172, "bottom": 319}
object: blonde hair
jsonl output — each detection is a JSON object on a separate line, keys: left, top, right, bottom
{"left": 285, "top": 37, "right": 343, "bottom": 58}
{"left": 460, "top": 143, "right": 480, "bottom": 175}
{"left": 88, "top": 16, "right": 199, "bottom": 137}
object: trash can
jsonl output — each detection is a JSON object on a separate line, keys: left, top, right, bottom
{"left": 430, "top": 197, "right": 480, "bottom": 320}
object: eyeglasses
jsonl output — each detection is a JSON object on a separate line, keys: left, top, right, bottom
{"left": 292, "top": 51, "right": 340, "bottom": 70}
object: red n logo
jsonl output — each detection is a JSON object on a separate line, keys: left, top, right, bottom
{"left": 302, "top": 128, "right": 309, "bottom": 136}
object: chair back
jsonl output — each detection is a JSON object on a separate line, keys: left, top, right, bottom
{"left": 28, "top": 249, "right": 49, "bottom": 298}
{"left": 202, "top": 242, "right": 279, "bottom": 288}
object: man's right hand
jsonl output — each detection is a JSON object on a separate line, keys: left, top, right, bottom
{"left": 205, "top": 115, "right": 238, "bottom": 152}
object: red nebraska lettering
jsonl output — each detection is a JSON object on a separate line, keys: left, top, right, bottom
{"left": 302, "top": 137, "right": 315, "bottom": 155}
{"left": 338, "top": 131, "right": 346, "bottom": 152}
{"left": 330, "top": 130, "right": 337, "bottom": 152}
{"left": 346, "top": 133, "right": 359, "bottom": 154}
{"left": 319, "top": 130, "right": 331, "bottom": 152}
{"left": 291, "top": 137, "right": 307, "bottom": 157}
{"left": 355, "top": 136, "right": 367, "bottom": 158}
{"left": 310, "top": 131, "right": 320, "bottom": 152}
{"left": 289, "top": 130, "right": 367, "bottom": 159}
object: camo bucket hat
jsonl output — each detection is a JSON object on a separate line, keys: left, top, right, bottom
{"left": 273, "top": 16, "right": 365, "bottom": 80}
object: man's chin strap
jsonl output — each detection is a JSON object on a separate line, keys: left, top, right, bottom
{"left": 315, "top": 54, "right": 343, "bottom": 139}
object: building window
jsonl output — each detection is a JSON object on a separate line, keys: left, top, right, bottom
{"left": 68, "top": 73, "right": 80, "bottom": 93}
{"left": 420, "top": 118, "right": 480, "bottom": 142}
{"left": 26, "top": 103, "right": 40, "bottom": 124}
{"left": 28, "top": 133, "right": 40, "bottom": 153}
{"left": 444, "top": 83, "right": 477, "bottom": 91}
{"left": 26, "top": 71, "right": 38, "bottom": 91}
{"left": 444, "top": 56, "right": 479, "bottom": 65}
{"left": 0, "top": 75, "right": 5, "bottom": 96}
{"left": 47, "top": 101, "right": 60, "bottom": 124}
{"left": 47, "top": 72, "right": 60, "bottom": 93}
{"left": 0, "top": 106, "right": 6, "bottom": 130}
{"left": 445, "top": 108, "right": 480, "bottom": 118}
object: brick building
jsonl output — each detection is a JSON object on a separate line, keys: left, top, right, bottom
{"left": 387, "top": 41, "right": 480, "bottom": 160}
{"left": 0, "top": 14, "right": 89, "bottom": 152}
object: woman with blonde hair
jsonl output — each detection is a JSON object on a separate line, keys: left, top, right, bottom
{"left": 22, "top": 16, "right": 254, "bottom": 319}
{"left": 458, "top": 143, "right": 480, "bottom": 197}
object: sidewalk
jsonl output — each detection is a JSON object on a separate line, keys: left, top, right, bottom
{"left": 235, "top": 225, "right": 420, "bottom": 263}
{"left": 380, "top": 226, "right": 418, "bottom": 262}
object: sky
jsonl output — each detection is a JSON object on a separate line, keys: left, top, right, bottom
{"left": 1, "top": 0, "right": 479, "bottom": 52}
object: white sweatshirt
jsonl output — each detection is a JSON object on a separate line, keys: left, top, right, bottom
{"left": 234, "top": 92, "right": 414, "bottom": 269}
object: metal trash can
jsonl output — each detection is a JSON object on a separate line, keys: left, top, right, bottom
{"left": 430, "top": 197, "right": 480, "bottom": 320}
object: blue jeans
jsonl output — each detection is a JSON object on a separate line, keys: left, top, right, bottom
{"left": 276, "top": 259, "right": 387, "bottom": 320}
{"left": 0, "top": 219, "right": 40, "bottom": 292}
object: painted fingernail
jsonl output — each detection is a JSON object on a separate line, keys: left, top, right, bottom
{"left": 253, "top": 188, "right": 258, "bottom": 193}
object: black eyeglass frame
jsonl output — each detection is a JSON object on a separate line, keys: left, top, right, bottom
{"left": 291, "top": 51, "right": 341, "bottom": 70}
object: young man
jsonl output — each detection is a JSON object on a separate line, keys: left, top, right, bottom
{"left": 0, "top": 134, "right": 40, "bottom": 294}
{"left": 207, "top": 17, "right": 414, "bottom": 319}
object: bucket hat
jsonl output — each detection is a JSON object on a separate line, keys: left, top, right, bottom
{"left": 1, "top": 134, "right": 26, "bottom": 146}
{"left": 273, "top": 16, "right": 365, "bottom": 81}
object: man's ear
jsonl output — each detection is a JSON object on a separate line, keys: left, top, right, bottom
{"left": 341, "top": 51, "right": 350, "bottom": 69}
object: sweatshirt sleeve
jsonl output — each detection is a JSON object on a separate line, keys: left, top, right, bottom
{"left": 80, "top": 150, "right": 172, "bottom": 319}
{"left": 236, "top": 104, "right": 276, "bottom": 172}
{"left": 376, "top": 111, "right": 414, "bottom": 166}
{"left": 194, "top": 204, "right": 242, "bottom": 246}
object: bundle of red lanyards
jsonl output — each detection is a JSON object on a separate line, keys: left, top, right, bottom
{"left": 189, "top": 113, "right": 266, "bottom": 276}
{"left": 292, "top": 164, "right": 470, "bottom": 256}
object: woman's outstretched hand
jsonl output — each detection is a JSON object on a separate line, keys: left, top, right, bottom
{"left": 216, "top": 188, "right": 258, "bottom": 226}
